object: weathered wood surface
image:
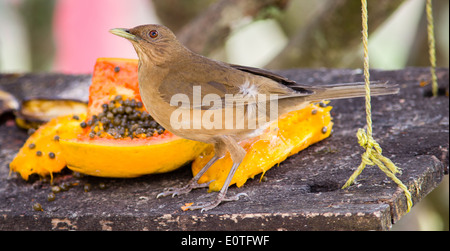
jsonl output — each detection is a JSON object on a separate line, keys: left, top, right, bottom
{"left": 0, "top": 67, "right": 447, "bottom": 231}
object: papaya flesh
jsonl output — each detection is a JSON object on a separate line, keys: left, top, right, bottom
{"left": 192, "top": 103, "right": 333, "bottom": 192}
{"left": 60, "top": 58, "right": 208, "bottom": 178}
{"left": 10, "top": 113, "right": 86, "bottom": 180}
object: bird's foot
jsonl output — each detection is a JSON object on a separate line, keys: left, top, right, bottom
{"left": 183, "top": 192, "right": 249, "bottom": 212}
{"left": 156, "top": 181, "right": 213, "bottom": 198}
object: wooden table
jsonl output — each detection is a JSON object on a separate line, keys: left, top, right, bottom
{"left": 0, "top": 68, "right": 448, "bottom": 231}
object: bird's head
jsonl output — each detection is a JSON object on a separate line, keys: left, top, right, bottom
{"left": 110, "top": 24, "right": 183, "bottom": 66}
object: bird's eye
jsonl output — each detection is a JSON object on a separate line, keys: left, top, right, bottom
{"left": 149, "top": 30, "right": 158, "bottom": 38}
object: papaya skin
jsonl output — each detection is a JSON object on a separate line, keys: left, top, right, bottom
{"left": 192, "top": 103, "right": 333, "bottom": 192}
{"left": 60, "top": 136, "right": 208, "bottom": 178}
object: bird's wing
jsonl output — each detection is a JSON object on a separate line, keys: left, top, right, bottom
{"left": 228, "top": 64, "right": 313, "bottom": 95}
{"left": 158, "top": 66, "right": 241, "bottom": 110}
{"left": 229, "top": 65, "right": 398, "bottom": 100}
{"left": 158, "top": 61, "right": 316, "bottom": 110}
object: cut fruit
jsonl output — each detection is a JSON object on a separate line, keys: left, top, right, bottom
{"left": 10, "top": 113, "right": 86, "bottom": 180}
{"left": 15, "top": 98, "right": 87, "bottom": 129}
{"left": 192, "top": 103, "right": 333, "bottom": 191}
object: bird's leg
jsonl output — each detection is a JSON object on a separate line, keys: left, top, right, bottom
{"left": 183, "top": 161, "right": 248, "bottom": 212}
{"left": 183, "top": 136, "right": 248, "bottom": 212}
{"left": 157, "top": 155, "right": 220, "bottom": 198}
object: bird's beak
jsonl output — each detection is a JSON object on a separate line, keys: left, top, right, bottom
{"left": 109, "top": 28, "right": 138, "bottom": 42}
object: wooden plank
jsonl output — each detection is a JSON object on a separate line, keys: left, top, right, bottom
{"left": 0, "top": 67, "right": 447, "bottom": 231}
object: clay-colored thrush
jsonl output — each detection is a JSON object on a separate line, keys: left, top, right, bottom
{"left": 110, "top": 24, "right": 398, "bottom": 211}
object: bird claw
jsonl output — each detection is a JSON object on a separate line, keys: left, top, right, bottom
{"left": 183, "top": 192, "right": 249, "bottom": 212}
{"left": 156, "top": 181, "right": 213, "bottom": 198}
{"left": 156, "top": 187, "right": 184, "bottom": 198}
{"left": 223, "top": 192, "right": 249, "bottom": 201}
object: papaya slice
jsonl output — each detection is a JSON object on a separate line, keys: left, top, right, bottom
{"left": 15, "top": 98, "right": 88, "bottom": 129}
{"left": 59, "top": 58, "right": 208, "bottom": 178}
{"left": 192, "top": 103, "right": 333, "bottom": 192}
{"left": 10, "top": 113, "right": 86, "bottom": 180}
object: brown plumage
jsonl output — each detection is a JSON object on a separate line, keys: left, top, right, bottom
{"left": 110, "top": 24, "right": 398, "bottom": 211}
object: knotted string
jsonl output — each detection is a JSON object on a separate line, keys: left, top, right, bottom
{"left": 342, "top": 128, "right": 413, "bottom": 212}
{"left": 341, "top": 0, "right": 413, "bottom": 213}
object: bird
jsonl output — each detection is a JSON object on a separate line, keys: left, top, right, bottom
{"left": 110, "top": 24, "right": 398, "bottom": 211}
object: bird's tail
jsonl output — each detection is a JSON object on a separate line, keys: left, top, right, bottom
{"left": 300, "top": 81, "right": 399, "bottom": 102}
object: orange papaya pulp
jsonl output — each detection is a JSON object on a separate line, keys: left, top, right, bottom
{"left": 10, "top": 113, "right": 86, "bottom": 180}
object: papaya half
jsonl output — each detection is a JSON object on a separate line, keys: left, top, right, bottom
{"left": 10, "top": 58, "right": 208, "bottom": 180}
{"left": 59, "top": 58, "right": 209, "bottom": 178}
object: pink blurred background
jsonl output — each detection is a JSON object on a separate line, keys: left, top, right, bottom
{"left": 53, "top": 0, "right": 158, "bottom": 73}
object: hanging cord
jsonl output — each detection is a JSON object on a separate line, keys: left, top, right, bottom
{"left": 341, "top": 0, "right": 413, "bottom": 213}
{"left": 426, "top": 0, "right": 438, "bottom": 97}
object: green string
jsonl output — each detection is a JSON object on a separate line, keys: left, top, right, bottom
{"left": 341, "top": 0, "right": 413, "bottom": 213}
